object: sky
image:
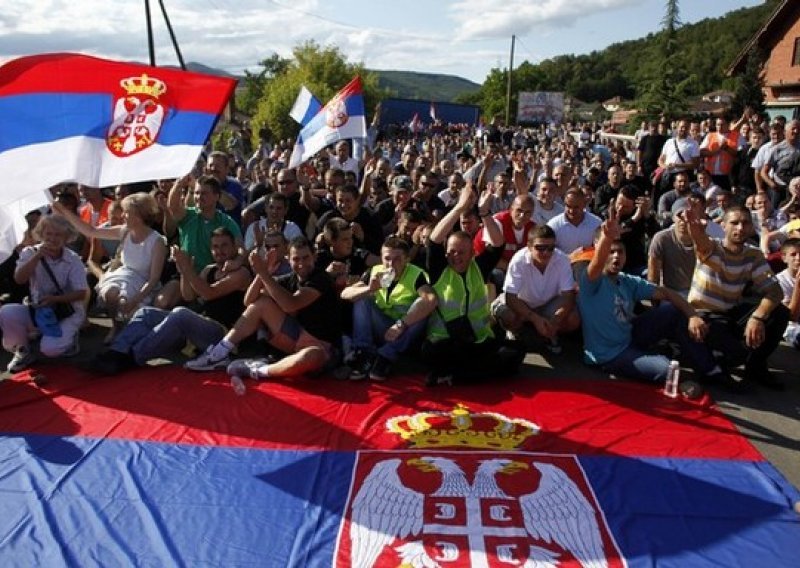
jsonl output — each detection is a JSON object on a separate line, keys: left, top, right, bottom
{"left": 0, "top": 0, "right": 766, "bottom": 84}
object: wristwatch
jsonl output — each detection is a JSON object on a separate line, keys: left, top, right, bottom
{"left": 395, "top": 319, "right": 407, "bottom": 330}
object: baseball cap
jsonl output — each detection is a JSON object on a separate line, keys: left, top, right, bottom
{"left": 391, "top": 175, "right": 413, "bottom": 192}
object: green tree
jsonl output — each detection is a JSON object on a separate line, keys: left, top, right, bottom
{"left": 636, "top": 0, "right": 691, "bottom": 121}
{"left": 731, "top": 48, "right": 766, "bottom": 117}
{"left": 236, "top": 53, "right": 291, "bottom": 116}
{"left": 250, "top": 41, "right": 385, "bottom": 144}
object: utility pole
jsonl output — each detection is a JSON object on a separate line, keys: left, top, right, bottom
{"left": 505, "top": 35, "right": 516, "bottom": 126}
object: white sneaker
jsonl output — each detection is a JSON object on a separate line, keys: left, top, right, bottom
{"left": 7, "top": 347, "right": 36, "bottom": 373}
{"left": 184, "top": 346, "right": 230, "bottom": 371}
{"left": 226, "top": 358, "right": 267, "bottom": 379}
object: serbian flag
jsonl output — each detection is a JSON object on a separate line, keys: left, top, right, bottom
{"left": 288, "top": 77, "right": 366, "bottom": 169}
{"left": 410, "top": 112, "right": 423, "bottom": 135}
{"left": 289, "top": 85, "right": 322, "bottom": 127}
{"left": 0, "top": 53, "right": 235, "bottom": 260}
{"left": 0, "top": 367, "right": 798, "bottom": 566}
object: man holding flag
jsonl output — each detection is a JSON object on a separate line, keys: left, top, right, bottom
{"left": 288, "top": 77, "right": 367, "bottom": 171}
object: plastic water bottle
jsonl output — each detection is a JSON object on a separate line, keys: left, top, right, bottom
{"left": 380, "top": 267, "right": 395, "bottom": 288}
{"left": 664, "top": 360, "right": 680, "bottom": 398}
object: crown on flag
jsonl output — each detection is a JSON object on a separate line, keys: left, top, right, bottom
{"left": 386, "top": 404, "right": 540, "bottom": 450}
{"left": 120, "top": 74, "right": 167, "bottom": 98}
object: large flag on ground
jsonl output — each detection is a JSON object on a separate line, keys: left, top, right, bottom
{"left": 0, "top": 367, "right": 798, "bottom": 566}
{"left": 0, "top": 53, "right": 236, "bottom": 260}
{"left": 288, "top": 77, "right": 366, "bottom": 169}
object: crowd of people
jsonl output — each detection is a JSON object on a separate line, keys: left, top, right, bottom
{"left": 1, "top": 108, "right": 798, "bottom": 396}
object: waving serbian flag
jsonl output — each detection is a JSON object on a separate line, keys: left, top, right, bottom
{"left": 289, "top": 85, "right": 322, "bottom": 127}
{"left": 0, "top": 53, "right": 235, "bottom": 260}
{"left": 288, "top": 77, "right": 366, "bottom": 169}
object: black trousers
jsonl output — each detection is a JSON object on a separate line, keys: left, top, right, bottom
{"left": 421, "top": 337, "right": 525, "bottom": 383}
{"left": 702, "top": 303, "right": 790, "bottom": 372}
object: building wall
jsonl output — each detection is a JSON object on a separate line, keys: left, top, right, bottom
{"left": 763, "top": 11, "right": 800, "bottom": 104}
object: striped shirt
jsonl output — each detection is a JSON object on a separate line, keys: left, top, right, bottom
{"left": 688, "top": 240, "right": 783, "bottom": 312}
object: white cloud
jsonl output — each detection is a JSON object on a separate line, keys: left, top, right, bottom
{"left": 449, "top": 0, "right": 639, "bottom": 40}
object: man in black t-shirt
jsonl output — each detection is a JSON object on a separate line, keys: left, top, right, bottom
{"left": 638, "top": 121, "right": 668, "bottom": 183}
{"left": 186, "top": 238, "right": 344, "bottom": 389}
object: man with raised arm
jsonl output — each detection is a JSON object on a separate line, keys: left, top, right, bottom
{"left": 680, "top": 204, "right": 790, "bottom": 390}
{"left": 421, "top": 182, "right": 525, "bottom": 385}
{"left": 576, "top": 201, "right": 707, "bottom": 397}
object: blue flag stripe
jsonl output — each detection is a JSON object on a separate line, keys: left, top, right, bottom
{"left": 0, "top": 93, "right": 218, "bottom": 152}
{"left": 1, "top": 433, "right": 798, "bottom": 566}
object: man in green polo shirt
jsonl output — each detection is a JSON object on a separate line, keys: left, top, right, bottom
{"left": 168, "top": 174, "right": 243, "bottom": 272}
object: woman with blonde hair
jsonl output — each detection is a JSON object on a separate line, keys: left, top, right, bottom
{"left": 54, "top": 192, "right": 167, "bottom": 341}
{"left": 0, "top": 215, "right": 89, "bottom": 372}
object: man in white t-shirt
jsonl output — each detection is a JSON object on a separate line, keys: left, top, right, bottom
{"left": 532, "top": 176, "right": 564, "bottom": 226}
{"left": 657, "top": 119, "right": 700, "bottom": 195}
{"left": 491, "top": 224, "right": 579, "bottom": 351}
{"left": 547, "top": 188, "right": 602, "bottom": 255}
{"left": 330, "top": 140, "right": 360, "bottom": 177}
{"left": 244, "top": 192, "right": 303, "bottom": 250}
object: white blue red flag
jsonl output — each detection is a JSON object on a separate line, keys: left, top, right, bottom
{"left": 0, "top": 53, "right": 235, "bottom": 260}
{"left": 409, "top": 112, "right": 423, "bottom": 135}
{"left": 288, "top": 85, "right": 322, "bottom": 127}
{"left": 288, "top": 77, "right": 367, "bottom": 169}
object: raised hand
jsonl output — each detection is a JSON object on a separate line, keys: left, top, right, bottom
{"left": 602, "top": 198, "right": 621, "bottom": 240}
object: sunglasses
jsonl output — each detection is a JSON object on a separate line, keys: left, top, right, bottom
{"left": 277, "top": 179, "right": 296, "bottom": 185}
{"left": 532, "top": 244, "right": 556, "bottom": 252}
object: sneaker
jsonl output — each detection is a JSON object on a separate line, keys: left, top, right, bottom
{"left": 7, "top": 347, "right": 36, "bottom": 373}
{"left": 425, "top": 372, "right": 453, "bottom": 387}
{"left": 226, "top": 358, "right": 267, "bottom": 380}
{"left": 703, "top": 368, "right": 751, "bottom": 394}
{"left": 184, "top": 346, "right": 230, "bottom": 371}
{"left": 678, "top": 379, "right": 704, "bottom": 401}
{"left": 369, "top": 355, "right": 392, "bottom": 382}
{"left": 345, "top": 349, "right": 371, "bottom": 381}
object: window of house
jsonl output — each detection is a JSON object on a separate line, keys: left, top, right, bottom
{"left": 794, "top": 37, "right": 800, "bottom": 66}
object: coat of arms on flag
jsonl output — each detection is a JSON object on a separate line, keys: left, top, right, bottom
{"left": 337, "top": 405, "right": 625, "bottom": 567}
{"left": 107, "top": 73, "right": 168, "bottom": 157}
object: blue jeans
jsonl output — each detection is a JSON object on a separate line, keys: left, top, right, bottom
{"left": 351, "top": 299, "right": 425, "bottom": 361}
{"left": 600, "top": 302, "right": 698, "bottom": 382}
{"left": 112, "top": 306, "right": 226, "bottom": 365}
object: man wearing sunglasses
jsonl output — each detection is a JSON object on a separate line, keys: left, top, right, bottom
{"left": 491, "top": 225, "right": 579, "bottom": 353}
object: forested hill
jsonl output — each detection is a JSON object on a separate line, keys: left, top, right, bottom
{"left": 463, "top": 0, "right": 782, "bottom": 109}
{"left": 373, "top": 70, "right": 480, "bottom": 102}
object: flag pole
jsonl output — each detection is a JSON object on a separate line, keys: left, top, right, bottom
{"left": 505, "top": 34, "right": 515, "bottom": 126}
{"left": 144, "top": 0, "right": 156, "bottom": 67}
{"left": 158, "top": 0, "right": 187, "bottom": 71}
